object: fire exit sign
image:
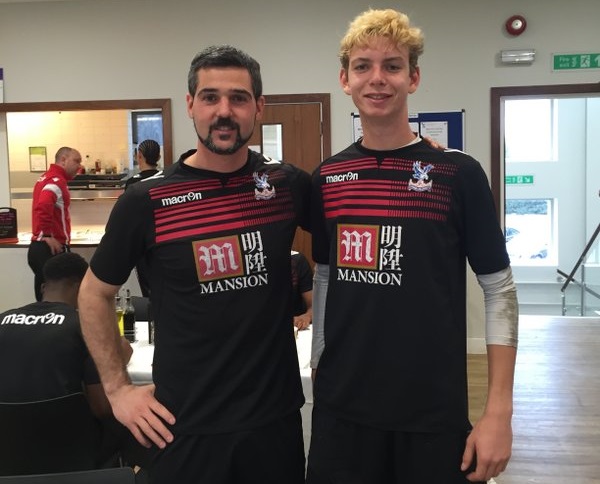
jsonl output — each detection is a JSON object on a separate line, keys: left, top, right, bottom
{"left": 553, "top": 53, "right": 600, "bottom": 71}
{"left": 506, "top": 175, "right": 534, "bottom": 185}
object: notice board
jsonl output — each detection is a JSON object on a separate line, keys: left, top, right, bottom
{"left": 352, "top": 110, "right": 465, "bottom": 151}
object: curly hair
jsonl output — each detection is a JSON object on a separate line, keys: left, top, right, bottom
{"left": 43, "top": 252, "right": 88, "bottom": 285}
{"left": 339, "top": 9, "right": 424, "bottom": 75}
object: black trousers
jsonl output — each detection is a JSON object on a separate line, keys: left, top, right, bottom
{"left": 149, "top": 411, "right": 305, "bottom": 484}
{"left": 306, "top": 405, "right": 484, "bottom": 484}
{"left": 27, "top": 241, "right": 69, "bottom": 301}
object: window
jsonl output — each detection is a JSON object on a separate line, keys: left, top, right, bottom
{"left": 505, "top": 198, "right": 554, "bottom": 264}
{"left": 261, "top": 124, "right": 283, "bottom": 160}
{"left": 131, "top": 110, "right": 163, "bottom": 145}
{"left": 504, "top": 99, "right": 557, "bottom": 162}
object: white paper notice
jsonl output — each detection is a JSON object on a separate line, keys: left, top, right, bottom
{"left": 420, "top": 121, "right": 448, "bottom": 148}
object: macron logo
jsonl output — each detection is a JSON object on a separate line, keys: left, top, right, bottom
{"left": 161, "top": 191, "right": 203, "bottom": 207}
{"left": 325, "top": 171, "right": 359, "bottom": 184}
{"left": 1, "top": 312, "right": 65, "bottom": 326}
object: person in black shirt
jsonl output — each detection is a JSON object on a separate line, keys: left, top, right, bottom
{"left": 291, "top": 250, "right": 313, "bottom": 332}
{"left": 307, "top": 8, "right": 518, "bottom": 484}
{"left": 78, "top": 45, "right": 310, "bottom": 484}
{"left": 125, "top": 139, "right": 161, "bottom": 189}
{"left": 125, "top": 139, "right": 162, "bottom": 297}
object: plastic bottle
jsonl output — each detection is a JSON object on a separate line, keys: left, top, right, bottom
{"left": 123, "top": 289, "right": 136, "bottom": 343}
{"left": 115, "top": 292, "right": 124, "bottom": 336}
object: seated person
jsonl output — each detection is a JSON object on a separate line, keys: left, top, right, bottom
{"left": 0, "top": 252, "right": 133, "bottom": 466}
{"left": 291, "top": 250, "right": 313, "bottom": 331}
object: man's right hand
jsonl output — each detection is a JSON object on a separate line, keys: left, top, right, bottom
{"left": 44, "top": 236, "right": 64, "bottom": 255}
{"left": 108, "top": 383, "right": 176, "bottom": 449}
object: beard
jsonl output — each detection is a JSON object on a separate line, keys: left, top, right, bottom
{"left": 194, "top": 117, "right": 252, "bottom": 155}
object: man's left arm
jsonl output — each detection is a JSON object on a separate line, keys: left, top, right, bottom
{"left": 463, "top": 266, "right": 518, "bottom": 482}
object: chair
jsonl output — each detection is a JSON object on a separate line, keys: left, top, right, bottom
{"left": 0, "top": 467, "right": 136, "bottom": 483}
{"left": 0, "top": 393, "right": 102, "bottom": 476}
{"left": 130, "top": 296, "right": 151, "bottom": 322}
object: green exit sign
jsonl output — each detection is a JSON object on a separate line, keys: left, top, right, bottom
{"left": 506, "top": 175, "right": 534, "bottom": 185}
{"left": 553, "top": 53, "right": 600, "bottom": 70}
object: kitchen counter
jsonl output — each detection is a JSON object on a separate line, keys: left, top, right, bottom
{"left": 0, "top": 226, "right": 106, "bottom": 247}
{"left": 0, "top": 234, "right": 143, "bottom": 312}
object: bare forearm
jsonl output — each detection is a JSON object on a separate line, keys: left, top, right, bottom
{"left": 484, "top": 344, "right": 516, "bottom": 418}
{"left": 78, "top": 271, "right": 130, "bottom": 395}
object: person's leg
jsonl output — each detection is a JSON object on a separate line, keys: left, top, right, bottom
{"left": 149, "top": 412, "right": 305, "bottom": 484}
{"left": 27, "top": 241, "right": 53, "bottom": 301}
{"left": 394, "top": 431, "right": 486, "bottom": 484}
{"left": 231, "top": 410, "right": 306, "bottom": 484}
{"left": 306, "top": 405, "right": 392, "bottom": 484}
{"left": 149, "top": 434, "right": 226, "bottom": 484}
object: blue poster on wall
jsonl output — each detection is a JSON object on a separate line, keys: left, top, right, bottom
{"left": 352, "top": 110, "right": 465, "bottom": 151}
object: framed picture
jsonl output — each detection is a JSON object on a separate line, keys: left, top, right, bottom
{"left": 29, "top": 146, "right": 47, "bottom": 172}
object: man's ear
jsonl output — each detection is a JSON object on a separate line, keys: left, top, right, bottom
{"left": 185, "top": 92, "right": 194, "bottom": 118}
{"left": 340, "top": 68, "right": 351, "bottom": 96}
{"left": 408, "top": 66, "right": 421, "bottom": 94}
{"left": 255, "top": 95, "right": 266, "bottom": 121}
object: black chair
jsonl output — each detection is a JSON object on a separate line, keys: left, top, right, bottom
{"left": 0, "top": 467, "right": 136, "bottom": 483}
{"left": 130, "top": 296, "right": 151, "bottom": 322}
{"left": 0, "top": 393, "right": 102, "bottom": 476}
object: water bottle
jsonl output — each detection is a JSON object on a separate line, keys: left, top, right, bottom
{"left": 115, "top": 292, "right": 124, "bottom": 336}
{"left": 123, "top": 289, "right": 136, "bottom": 343}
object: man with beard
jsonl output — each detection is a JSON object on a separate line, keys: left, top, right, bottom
{"left": 78, "top": 45, "right": 311, "bottom": 483}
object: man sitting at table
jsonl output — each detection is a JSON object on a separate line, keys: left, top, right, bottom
{"left": 0, "top": 252, "right": 133, "bottom": 466}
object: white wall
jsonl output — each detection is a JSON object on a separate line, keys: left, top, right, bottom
{"left": 1, "top": 0, "right": 600, "bottom": 346}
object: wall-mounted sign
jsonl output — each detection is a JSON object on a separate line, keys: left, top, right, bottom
{"left": 505, "top": 175, "right": 534, "bottom": 185}
{"left": 29, "top": 146, "right": 47, "bottom": 172}
{"left": 553, "top": 53, "right": 600, "bottom": 71}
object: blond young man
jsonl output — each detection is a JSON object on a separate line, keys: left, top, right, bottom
{"left": 308, "top": 9, "right": 518, "bottom": 483}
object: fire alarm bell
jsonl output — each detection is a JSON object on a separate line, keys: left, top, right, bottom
{"left": 505, "top": 15, "right": 527, "bottom": 36}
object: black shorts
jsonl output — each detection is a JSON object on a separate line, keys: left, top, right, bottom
{"left": 148, "top": 411, "right": 305, "bottom": 484}
{"left": 306, "top": 405, "right": 484, "bottom": 484}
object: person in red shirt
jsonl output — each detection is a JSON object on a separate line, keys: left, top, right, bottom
{"left": 27, "top": 146, "right": 82, "bottom": 300}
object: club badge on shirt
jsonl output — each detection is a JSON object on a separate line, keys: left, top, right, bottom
{"left": 253, "top": 172, "right": 276, "bottom": 200}
{"left": 408, "top": 161, "right": 434, "bottom": 192}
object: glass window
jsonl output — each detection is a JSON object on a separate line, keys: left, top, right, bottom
{"left": 505, "top": 99, "right": 557, "bottom": 162}
{"left": 505, "top": 198, "right": 554, "bottom": 265}
{"left": 261, "top": 124, "right": 283, "bottom": 160}
{"left": 132, "top": 111, "right": 163, "bottom": 145}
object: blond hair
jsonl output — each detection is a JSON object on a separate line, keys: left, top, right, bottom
{"left": 339, "top": 9, "right": 424, "bottom": 74}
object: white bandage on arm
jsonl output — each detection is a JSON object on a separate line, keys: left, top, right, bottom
{"left": 477, "top": 266, "right": 519, "bottom": 347}
{"left": 310, "top": 263, "right": 329, "bottom": 369}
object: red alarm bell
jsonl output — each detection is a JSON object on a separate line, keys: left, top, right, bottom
{"left": 505, "top": 15, "right": 527, "bottom": 36}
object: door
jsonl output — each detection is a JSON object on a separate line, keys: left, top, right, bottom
{"left": 248, "top": 93, "right": 331, "bottom": 266}
{"left": 491, "top": 84, "right": 600, "bottom": 314}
